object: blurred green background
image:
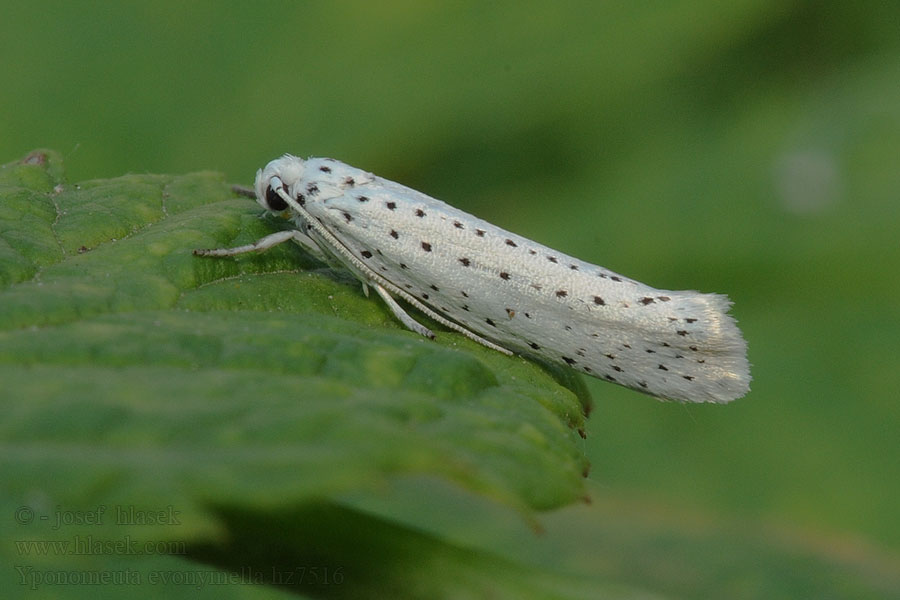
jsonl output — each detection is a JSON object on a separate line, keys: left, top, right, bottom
{"left": 3, "top": 0, "right": 898, "bottom": 589}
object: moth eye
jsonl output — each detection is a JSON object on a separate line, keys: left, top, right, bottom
{"left": 265, "top": 186, "right": 288, "bottom": 211}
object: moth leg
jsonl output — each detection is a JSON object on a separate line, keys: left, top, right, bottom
{"left": 374, "top": 284, "right": 435, "bottom": 340}
{"left": 193, "top": 229, "right": 320, "bottom": 258}
{"left": 374, "top": 284, "right": 515, "bottom": 355}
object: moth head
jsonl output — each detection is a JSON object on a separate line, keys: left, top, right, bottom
{"left": 254, "top": 155, "right": 306, "bottom": 213}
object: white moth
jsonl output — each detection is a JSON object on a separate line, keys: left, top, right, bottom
{"left": 195, "top": 155, "right": 750, "bottom": 403}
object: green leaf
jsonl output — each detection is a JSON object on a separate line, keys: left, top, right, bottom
{"left": 1, "top": 150, "right": 597, "bottom": 598}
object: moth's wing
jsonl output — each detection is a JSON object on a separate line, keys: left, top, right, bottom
{"left": 541, "top": 281, "right": 750, "bottom": 402}
{"left": 298, "top": 173, "right": 513, "bottom": 353}
{"left": 307, "top": 175, "right": 464, "bottom": 297}
{"left": 307, "top": 169, "right": 749, "bottom": 403}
